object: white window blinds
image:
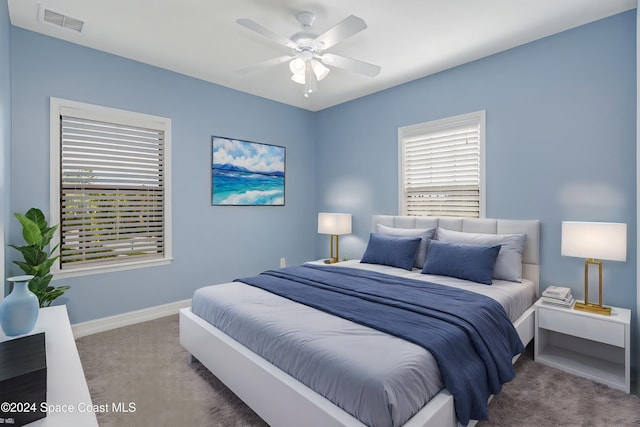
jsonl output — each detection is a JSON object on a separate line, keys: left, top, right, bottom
{"left": 399, "top": 111, "right": 485, "bottom": 218}
{"left": 59, "top": 114, "right": 166, "bottom": 269}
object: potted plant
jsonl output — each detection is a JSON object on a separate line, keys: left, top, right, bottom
{"left": 9, "top": 208, "right": 70, "bottom": 307}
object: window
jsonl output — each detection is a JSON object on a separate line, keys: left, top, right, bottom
{"left": 398, "top": 110, "right": 485, "bottom": 218}
{"left": 50, "top": 98, "right": 171, "bottom": 277}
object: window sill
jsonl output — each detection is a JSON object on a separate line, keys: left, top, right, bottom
{"left": 51, "top": 257, "right": 174, "bottom": 279}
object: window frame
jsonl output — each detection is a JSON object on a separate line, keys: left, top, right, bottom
{"left": 398, "top": 110, "right": 486, "bottom": 218}
{"left": 50, "top": 97, "right": 172, "bottom": 278}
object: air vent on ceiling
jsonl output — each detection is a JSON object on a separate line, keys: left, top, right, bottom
{"left": 38, "top": 5, "right": 84, "bottom": 33}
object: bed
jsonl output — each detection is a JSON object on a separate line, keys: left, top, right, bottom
{"left": 180, "top": 215, "right": 540, "bottom": 427}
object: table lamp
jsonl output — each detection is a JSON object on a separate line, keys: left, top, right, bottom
{"left": 561, "top": 221, "right": 627, "bottom": 315}
{"left": 318, "top": 213, "right": 352, "bottom": 264}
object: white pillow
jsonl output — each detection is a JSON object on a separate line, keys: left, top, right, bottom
{"left": 376, "top": 224, "right": 436, "bottom": 269}
{"left": 436, "top": 228, "right": 526, "bottom": 282}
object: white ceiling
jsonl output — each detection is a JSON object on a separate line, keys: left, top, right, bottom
{"left": 8, "top": 0, "right": 637, "bottom": 112}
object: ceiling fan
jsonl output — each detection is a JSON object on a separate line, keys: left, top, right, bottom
{"left": 236, "top": 11, "right": 381, "bottom": 98}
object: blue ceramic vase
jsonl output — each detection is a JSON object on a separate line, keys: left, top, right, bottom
{"left": 0, "top": 275, "right": 38, "bottom": 336}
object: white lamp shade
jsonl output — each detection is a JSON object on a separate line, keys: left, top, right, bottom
{"left": 289, "top": 57, "right": 306, "bottom": 74}
{"left": 561, "top": 221, "right": 627, "bottom": 261}
{"left": 290, "top": 59, "right": 329, "bottom": 86}
{"left": 311, "top": 60, "right": 330, "bottom": 81}
{"left": 318, "top": 213, "right": 352, "bottom": 235}
{"left": 291, "top": 73, "right": 305, "bottom": 84}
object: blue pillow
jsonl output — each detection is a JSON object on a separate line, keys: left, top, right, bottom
{"left": 436, "top": 228, "right": 526, "bottom": 282}
{"left": 361, "top": 233, "right": 422, "bottom": 271}
{"left": 376, "top": 224, "right": 436, "bottom": 269}
{"left": 421, "top": 240, "right": 501, "bottom": 285}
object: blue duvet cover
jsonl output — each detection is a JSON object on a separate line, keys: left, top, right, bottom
{"left": 235, "top": 265, "right": 524, "bottom": 426}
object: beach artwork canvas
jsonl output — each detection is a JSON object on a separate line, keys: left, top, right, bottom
{"left": 211, "top": 136, "right": 285, "bottom": 206}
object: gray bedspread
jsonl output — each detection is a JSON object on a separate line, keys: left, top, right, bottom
{"left": 191, "top": 261, "right": 535, "bottom": 427}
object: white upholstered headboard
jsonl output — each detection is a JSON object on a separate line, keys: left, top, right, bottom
{"left": 371, "top": 215, "right": 541, "bottom": 293}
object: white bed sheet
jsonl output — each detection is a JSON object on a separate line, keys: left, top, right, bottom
{"left": 329, "top": 260, "right": 536, "bottom": 322}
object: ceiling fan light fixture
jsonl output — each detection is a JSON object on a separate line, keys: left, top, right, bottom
{"left": 291, "top": 73, "right": 305, "bottom": 84}
{"left": 289, "top": 57, "right": 306, "bottom": 75}
{"left": 290, "top": 58, "right": 329, "bottom": 87}
{"left": 311, "top": 60, "right": 330, "bottom": 81}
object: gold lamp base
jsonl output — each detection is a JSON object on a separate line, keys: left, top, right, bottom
{"left": 574, "top": 258, "right": 611, "bottom": 316}
{"left": 573, "top": 301, "right": 612, "bottom": 315}
{"left": 324, "top": 234, "right": 340, "bottom": 264}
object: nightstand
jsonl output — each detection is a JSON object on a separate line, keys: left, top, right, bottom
{"left": 534, "top": 299, "right": 630, "bottom": 393}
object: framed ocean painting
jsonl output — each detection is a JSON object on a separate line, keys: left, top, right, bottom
{"left": 211, "top": 136, "right": 285, "bottom": 206}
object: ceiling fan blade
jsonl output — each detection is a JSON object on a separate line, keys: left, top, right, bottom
{"left": 236, "top": 18, "right": 298, "bottom": 50}
{"left": 321, "top": 53, "right": 381, "bottom": 77}
{"left": 236, "top": 55, "right": 295, "bottom": 75}
{"left": 313, "top": 15, "right": 367, "bottom": 50}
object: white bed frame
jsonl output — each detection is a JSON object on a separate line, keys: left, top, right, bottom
{"left": 180, "top": 215, "right": 540, "bottom": 427}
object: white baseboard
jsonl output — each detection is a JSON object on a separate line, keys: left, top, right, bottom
{"left": 72, "top": 299, "right": 191, "bottom": 338}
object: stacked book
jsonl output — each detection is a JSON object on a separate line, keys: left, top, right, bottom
{"left": 541, "top": 286, "right": 574, "bottom": 308}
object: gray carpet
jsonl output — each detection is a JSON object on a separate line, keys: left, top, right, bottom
{"left": 76, "top": 314, "right": 266, "bottom": 427}
{"left": 76, "top": 314, "right": 640, "bottom": 427}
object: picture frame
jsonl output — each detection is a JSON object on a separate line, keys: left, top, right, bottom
{"left": 211, "top": 136, "right": 285, "bottom": 206}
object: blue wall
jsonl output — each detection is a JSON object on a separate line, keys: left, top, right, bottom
{"left": 9, "top": 28, "right": 317, "bottom": 323}
{"left": 6, "top": 9, "right": 637, "bottom": 346}
{"left": 0, "top": 0, "right": 10, "bottom": 293}
{"left": 316, "top": 11, "right": 636, "bottom": 314}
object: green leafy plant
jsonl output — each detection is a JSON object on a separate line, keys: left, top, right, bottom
{"left": 9, "top": 208, "right": 70, "bottom": 307}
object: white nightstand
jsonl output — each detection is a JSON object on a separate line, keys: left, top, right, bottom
{"left": 534, "top": 299, "right": 630, "bottom": 393}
